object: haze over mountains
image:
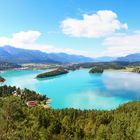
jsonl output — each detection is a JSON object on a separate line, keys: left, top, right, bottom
{"left": 0, "top": 45, "right": 140, "bottom": 64}
{"left": 0, "top": 46, "right": 94, "bottom": 64}
{"left": 117, "top": 54, "right": 140, "bottom": 62}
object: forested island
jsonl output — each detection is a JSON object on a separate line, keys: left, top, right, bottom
{"left": 35, "top": 62, "right": 127, "bottom": 78}
{"left": 89, "top": 66, "right": 104, "bottom": 73}
{"left": 36, "top": 68, "right": 69, "bottom": 78}
{"left": 0, "top": 85, "right": 140, "bottom": 139}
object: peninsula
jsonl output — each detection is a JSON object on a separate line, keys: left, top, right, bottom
{"left": 0, "top": 76, "right": 5, "bottom": 83}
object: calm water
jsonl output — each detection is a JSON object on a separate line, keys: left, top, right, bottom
{"left": 1, "top": 69, "right": 140, "bottom": 110}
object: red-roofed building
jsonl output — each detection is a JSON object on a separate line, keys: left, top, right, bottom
{"left": 26, "top": 101, "right": 37, "bottom": 107}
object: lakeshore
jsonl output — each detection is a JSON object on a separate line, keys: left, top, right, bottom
{"left": 1, "top": 69, "right": 140, "bottom": 110}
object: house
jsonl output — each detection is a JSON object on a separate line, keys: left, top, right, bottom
{"left": 12, "top": 91, "right": 18, "bottom": 96}
{"left": 45, "top": 98, "right": 52, "bottom": 104}
{"left": 26, "top": 101, "right": 38, "bottom": 107}
{"left": 12, "top": 90, "right": 21, "bottom": 97}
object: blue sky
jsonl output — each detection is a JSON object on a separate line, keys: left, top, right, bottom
{"left": 0, "top": 0, "right": 140, "bottom": 57}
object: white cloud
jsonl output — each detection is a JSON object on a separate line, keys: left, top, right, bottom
{"left": 0, "top": 30, "right": 95, "bottom": 57}
{"left": 103, "top": 31, "right": 140, "bottom": 56}
{"left": 61, "top": 10, "right": 128, "bottom": 38}
{"left": 0, "top": 30, "right": 41, "bottom": 48}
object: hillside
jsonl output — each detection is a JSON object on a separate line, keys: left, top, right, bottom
{"left": 0, "top": 85, "right": 140, "bottom": 139}
{"left": 0, "top": 46, "right": 94, "bottom": 64}
{"left": 117, "top": 53, "right": 140, "bottom": 62}
{"left": 0, "top": 76, "right": 5, "bottom": 82}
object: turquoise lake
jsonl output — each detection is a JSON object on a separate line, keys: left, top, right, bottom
{"left": 1, "top": 69, "right": 140, "bottom": 110}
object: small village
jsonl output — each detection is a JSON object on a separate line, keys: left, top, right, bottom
{"left": 12, "top": 90, "right": 52, "bottom": 108}
{"left": 0, "top": 76, "right": 51, "bottom": 108}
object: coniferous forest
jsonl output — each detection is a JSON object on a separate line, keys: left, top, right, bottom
{"left": 0, "top": 86, "right": 140, "bottom": 140}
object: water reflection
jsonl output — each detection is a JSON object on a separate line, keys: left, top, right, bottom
{"left": 65, "top": 90, "right": 130, "bottom": 110}
{"left": 103, "top": 72, "right": 140, "bottom": 99}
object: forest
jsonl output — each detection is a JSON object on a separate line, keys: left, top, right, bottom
{"left": 0, "top": 85, "right": 140, "bottom": 140}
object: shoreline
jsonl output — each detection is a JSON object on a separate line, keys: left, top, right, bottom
{"left": 1, "top": 67, "right": 134, "bottom": 72}
{"left": 104, "top": 68, "right": 133, "bottom": 72}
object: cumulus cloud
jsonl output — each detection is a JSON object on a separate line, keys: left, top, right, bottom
{"left": 0, "top": 30, "right": 95, "bottom": 57}
{"left": 61, "top": 10, "right": 128, "bottom": 38}
{"left": 0, "top": 30, "right": 41, "bottom": 48}
{"left": 102, "top": 31, "right": 140, "bottom": 56}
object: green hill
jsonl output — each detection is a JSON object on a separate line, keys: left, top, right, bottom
{"left": 0, "top": 86, "right": 140, "bottom": 139}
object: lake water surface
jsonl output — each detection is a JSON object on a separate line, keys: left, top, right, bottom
{"left": 1, "top": 69, "right": 140, "bottom": 110}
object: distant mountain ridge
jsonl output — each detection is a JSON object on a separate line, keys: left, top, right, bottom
{"left": 94, "top": 56, "right": 117, "bottom": 62}
{"left": 0, "top": 46, "right": 94, "bottom": 64}
{"left": 117, "top": 53, "right": 140, "bottom": 62}
{"left": 1, "top": 46, "right": 139, "bottom": 64}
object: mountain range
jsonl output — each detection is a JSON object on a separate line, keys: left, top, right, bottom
{"left": 0, "top": 46, "right": 94, "bottom": 64}
{"left": 0, "top": 45, "right": 140, "bottom": 64}
{"left": 117, "top": 53, "right": 140, "bottom": 62}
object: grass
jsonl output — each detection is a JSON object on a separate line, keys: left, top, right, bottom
{"left": 106, "top": 66, "right": 140, "bottom": 72}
